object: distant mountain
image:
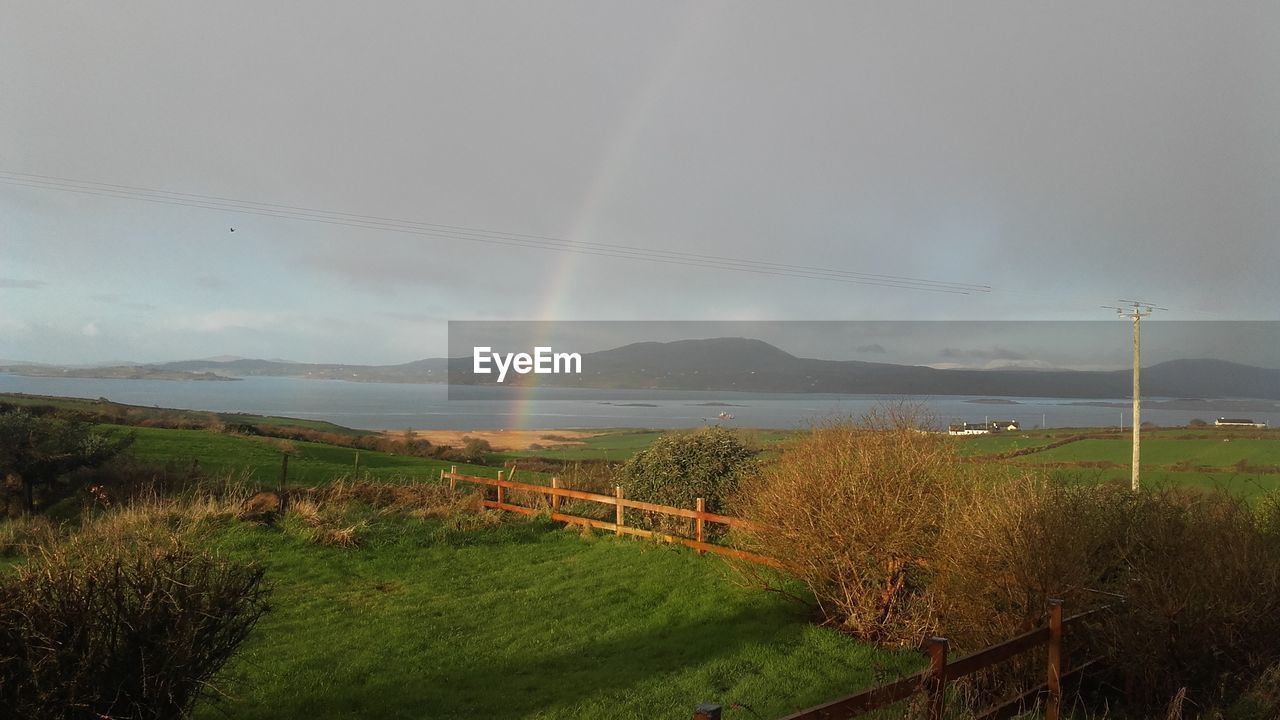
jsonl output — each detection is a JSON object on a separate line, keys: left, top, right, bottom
{"left": 155, "top": 357, "right": 450, "bottom": 383}
{"left": 449, "top": 337, "right": 1280, "bottom": 400}
{"left": 6, "top": 337, "right": 1278, "bottom": 399}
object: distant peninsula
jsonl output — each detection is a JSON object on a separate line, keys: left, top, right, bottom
{"left": 0, "top": 365, "right": 239, "bottom": 382}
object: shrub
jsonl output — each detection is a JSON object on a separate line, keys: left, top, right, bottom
{"left": 1094, "top": 489, "right": 1280, "bottom": 709}
{"left": 732, "top": 406, "right": 1280, "bottom": 714}
{"left": 0, "top": 522, "right": 268, "bottom": 719}
{"left": 435, "top": 436, "right": 493, "bottom": 464}
{"left": 928, "top": 477, "right": 1134, "bottom": 648}
{"left": 617, "top": 426, "right": 757, "bottom": 516}
{"left": 733, "top": 410, "right": 975, "bottom": 643}
{"left": 0, "top": 408, "right": 135, "bottom": 517}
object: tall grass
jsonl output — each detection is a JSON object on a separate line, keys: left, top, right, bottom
{"left": 0, "top": 503, "right": 268, "bottom": 719}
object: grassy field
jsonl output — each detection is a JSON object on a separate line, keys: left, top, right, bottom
{"left": 950, "top": 427, "right": 1280, "bottom": 500}
{"left": 1019, "top": 437, "right": 1280, "bottom": 466}
{"left": 190, "top": 515, "right": 911, "bottom": 720}
{"left": 9, "top": 407, "right": 1280, "bottom": 718}
{"left": 80, "top": 421, "right": 923, "bottom": 719}
{"left": 117, "top": 420, "right": 1274, "bottom": 500}
{"left": 500, "top": 428, "right": 797, "bottom": 462}
{"left": 109, "top": 425, "right": 504, "bottom": 485}
{"left": 0, "top": 392, "right": 376, "bottom": 437}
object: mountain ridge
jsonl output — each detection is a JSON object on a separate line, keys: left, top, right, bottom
{"left": 3, "top": 338, "right": 1278, "bottom": 399}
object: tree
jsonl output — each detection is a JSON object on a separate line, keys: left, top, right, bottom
{"left": 0, "top": 409, "right": 134, "bottom": 516}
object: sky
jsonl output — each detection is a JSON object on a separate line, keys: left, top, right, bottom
{"left": 2, "top": 1, "right": 1278, "bottom": 366}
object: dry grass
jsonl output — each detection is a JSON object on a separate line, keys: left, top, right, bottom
{"left": 0, "top": 503, "right": 268, "bottom": 719}
{"left": 0, "top": 514, "right": 62, "bottom": 557}
{"left": 269, "top": 479, "right": 487, "bottom": 547}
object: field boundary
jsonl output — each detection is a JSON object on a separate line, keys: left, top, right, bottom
{"left": 440, "top": 468, "right": 781, "bottom": 568}
{"left": 761, "top": 599, "right": 1112, "bottom": 720}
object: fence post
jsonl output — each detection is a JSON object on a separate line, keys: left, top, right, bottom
{"left": 1046, "top": 598, "right": 1064, "bottom": 720}
{"left": 354, "top": 450, "right": 360, "bottom": 478}
{"left": 614, "top": 486, "right": 624, "bottom": 535}
{"left": 450, "top": 465, "right": 457, "bottom": 493}
{"left": 551, "top": 477, "right": 561, "bottom": 513}
{"left": 278, "top": 453, "right": 289, "bottom": 513}
{"left": 695, "top": 497, "right": 706, "bottom": 553}
{"left": 925, "top": 636, "right": 948, "bottom": 720}
{"left": 496, "top": 470, "right": 505, "bottom": 506}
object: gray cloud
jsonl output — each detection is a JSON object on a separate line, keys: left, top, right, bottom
{"left": 91, "top": 293, "right": 156, "bottom": 311}
{"left": 0, "top": 278, "right": 47, "bottom": 289}
{"left": 2, "top": 2, "right": 1277, "bottom": 363}
{"left": 940, "top": 346, "right": 1028, "bottom": 361}
{"left": 855, "top": 343, "right": 888, "bottom": 354}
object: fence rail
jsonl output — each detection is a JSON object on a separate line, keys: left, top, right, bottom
{"left": 753, "top": 599, "right": 1111, "bottom": 720}
{"left": 440, "top": 468, "right": 780, "bottom": 568}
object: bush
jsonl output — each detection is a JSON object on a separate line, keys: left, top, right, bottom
{"left": 936, "top": 485, "right": 1280, "bottom": 710}
{"left": 0, "top": 408, "right": 135, "bottom": 517}
{"left": 928, "top": 477, "right": 1134, "bottom": 648}
{"left": 435, "top": 436, "right": 493, "bottom": 464}
{"left": 0, "top": 522, "right": 269, "bottom": 719}
{"left": 1094, "top": 489, "right": 1280, "bottom": 709}
{"left": 733, "top": 407, "right": 1280, "bottom": 714}
{"left": 733, "top": 410, "right": 975, "bottom": 643}
{"left": 617, "top": 426, "right": 757, "bottom": 519}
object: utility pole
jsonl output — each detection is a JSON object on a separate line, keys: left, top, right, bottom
{"left": 1102, "top": 300, "right": 1165, "bottom": 491}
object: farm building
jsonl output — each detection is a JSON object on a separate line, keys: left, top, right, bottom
{"left": 948, "top": 422, "right": 990, "bottom": 436}
{"left": 949, "top": 420, "right": 1021, "bottom": 435}
{"left": 1215, "top": 417, "right": 1268, "bottom": 428}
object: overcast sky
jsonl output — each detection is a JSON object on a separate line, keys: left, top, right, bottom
{"left": 2, "top": 1, "right": 1278, "bottom": 365}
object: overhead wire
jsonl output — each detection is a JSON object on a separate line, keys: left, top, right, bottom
{"left": 0, "top": 170, "right": 992, "bottom": 295}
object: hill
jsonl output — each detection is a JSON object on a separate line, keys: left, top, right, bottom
{"left": 6, "top": 338, "right": 1278, "bottom": 399}
{"left": 450, "top": 337, "right": 1280, "bottom": 399}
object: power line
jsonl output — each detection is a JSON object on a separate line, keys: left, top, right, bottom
{"left": 0, "top": 169, "right": 992, "bottom": 295}
{"left": 2, "top": 170, "right": 988, "bottom": 290}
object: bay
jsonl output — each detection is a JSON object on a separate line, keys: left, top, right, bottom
{"left": 1, "top": 374, "right": 1276, "bottom": 431}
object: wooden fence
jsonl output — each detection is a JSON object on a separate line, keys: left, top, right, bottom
{"left": 739, "top": 599, "right": 1110, "bottom": 720}
{"left": 440, "top": 467, "right": 781, "bottom": 568}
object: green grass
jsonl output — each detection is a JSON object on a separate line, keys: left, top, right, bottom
{"left": 1020, "top": 437, "right": 1280, "bottom": 467}
{"left": 113, "top": 421, "right": 1280, "bottom": 503}
{"left": 954, "top": 434, "right": 1065, "bottom": 456}
{"left": 0, "top": 392, "right": 377, "bottom": 437}
{"left": 503, "top": 429, "right": 667, "bottom": 461}
{"left": 504, "top": 428, "right": 797, "bottom": 462}
{"left": 109, "top": 425, "right": 505, "bottom": 485}
{"left": 1045, "top": 467, "right": 1280, "bottom": 499}
{"left": 196, "top": 516, "right": 914, "bottom": 720}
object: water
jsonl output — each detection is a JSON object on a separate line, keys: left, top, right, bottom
{"left": 1, "top": 374, "right": 1276, "bottom": 430}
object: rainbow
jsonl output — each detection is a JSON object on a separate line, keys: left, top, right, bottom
{"left": 503, "top": 5, "right": 718, "bottom": 432}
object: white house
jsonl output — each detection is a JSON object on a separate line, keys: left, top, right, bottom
{"left": 1215, "top": 417, "right": 1267, "bottom": 428}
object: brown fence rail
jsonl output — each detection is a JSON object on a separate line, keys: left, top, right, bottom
{"left": 440, "top": 468, "right": 781, "bottom": 568}
{"left": 698, "top": 599, "right": 1110, "bottom": 720}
